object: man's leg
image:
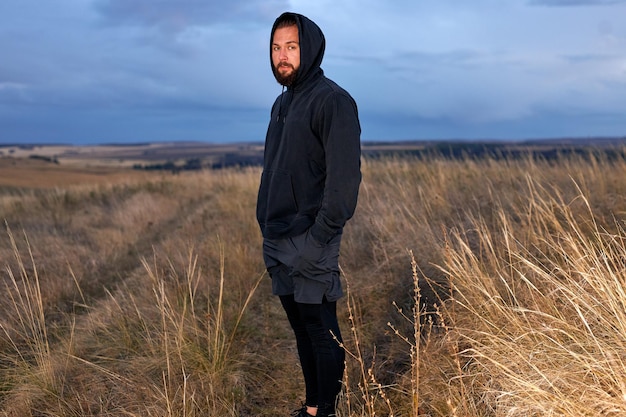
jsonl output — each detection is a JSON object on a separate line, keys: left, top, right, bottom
{"left": 280, "top": 294, "right": 319, "bottom": 411}
{"left": 296, "top": 298, "right": 345, "bottom": 417}
{"left": 267, "top": 232, "right": 345, "bottom": 415}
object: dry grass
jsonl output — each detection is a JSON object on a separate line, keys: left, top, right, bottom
{"left": 2, "top": 150, "right": 626, "bottom": 416}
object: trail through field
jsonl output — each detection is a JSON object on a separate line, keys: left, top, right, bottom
{"left": 0, "top": 170, "right": 307, "bottom": 416}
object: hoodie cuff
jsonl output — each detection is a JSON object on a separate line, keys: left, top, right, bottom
{"left": 310, "top": 221, "right": 335, "bottom": 245}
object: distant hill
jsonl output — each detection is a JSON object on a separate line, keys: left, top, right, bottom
{"left": 2, "top": 137, "right": 625, "bottom": 171}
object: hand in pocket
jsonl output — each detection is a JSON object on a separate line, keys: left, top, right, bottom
{"left": 291, "top": 229, "right": 329, "bottom": 280}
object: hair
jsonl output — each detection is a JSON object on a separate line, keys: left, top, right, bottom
{"left": 275, "top": 13, "right": 298, "bottom": 30}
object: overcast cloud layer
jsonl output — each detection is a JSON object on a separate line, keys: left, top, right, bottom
{"left": 1, "top": 0, "right": 625, "bottom": 144}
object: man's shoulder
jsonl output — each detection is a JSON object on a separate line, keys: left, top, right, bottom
{"left": 309, "top": 76, "right": 355, "bottom": 107}
{"left": 318, "top": 76, "right": 350, "bottom": 95}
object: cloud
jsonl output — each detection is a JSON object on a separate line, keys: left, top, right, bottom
{"left": 2, "top": 0, "right": 626, "bottom": 144}
{"left": 94, "top": 0, "right": 288, "bottom": 31}
{"left": 529, "top": 0, "right": 626, "bottom": 6}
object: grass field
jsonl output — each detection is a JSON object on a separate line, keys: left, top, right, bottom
{"left": 2, "top": 144, "right": 626, "bottom": 416}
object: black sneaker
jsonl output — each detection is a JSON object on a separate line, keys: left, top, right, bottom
{"left": 316, "top": 403, "right": 336, "bottom": 417}
{"left": 290, "top": 405, "right": 315, "bottom": 417}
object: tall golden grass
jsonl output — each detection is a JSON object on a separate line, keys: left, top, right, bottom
{"left": 2, "top": 150, "right": 626, "bottom": 416}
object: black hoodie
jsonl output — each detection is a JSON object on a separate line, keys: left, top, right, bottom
{"left": 256, "top": 12, "right": 361, "bottom": 244}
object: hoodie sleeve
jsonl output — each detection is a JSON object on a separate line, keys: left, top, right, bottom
{"left": 310, "top": 91, "right": 362, "bottom": 244}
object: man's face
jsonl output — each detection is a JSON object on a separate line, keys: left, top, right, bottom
{"left": 272, "top": 25, "right": 300, "bottom": 86}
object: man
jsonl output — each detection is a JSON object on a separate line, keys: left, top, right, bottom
{"left": 256, "top": 11, "right": 362, "bottom": 417}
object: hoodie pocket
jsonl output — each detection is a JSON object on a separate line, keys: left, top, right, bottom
{"left": 257, "top": 170, "right": 298, "bottom": 226}
{"left": 290, "top": 229, "right": 333, "bottom": 282}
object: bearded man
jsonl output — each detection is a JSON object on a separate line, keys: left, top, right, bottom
{"left": 256, "top": 11, "right": 362, "bottom": 417}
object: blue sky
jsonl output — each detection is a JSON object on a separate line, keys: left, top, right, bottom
{"left": 1, "top": 0, "right": 625, "bottom": 145}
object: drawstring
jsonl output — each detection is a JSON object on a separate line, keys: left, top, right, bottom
{"left": 277, "top": 85, "right": 286, "bottom": 122}
{"left": 276, "top": 86, "right": 295, "bottom": 123}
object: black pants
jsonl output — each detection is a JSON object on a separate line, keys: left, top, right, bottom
{"left": 279, "top": 294, "right": 345, "bottom": 416}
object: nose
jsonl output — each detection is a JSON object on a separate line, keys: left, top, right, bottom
{"left": 278, "top": 49, "right": 288, "bottom": 61}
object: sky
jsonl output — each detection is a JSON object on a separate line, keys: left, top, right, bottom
{"left": 1, "top": 0, "right": 626, "bottom": 145}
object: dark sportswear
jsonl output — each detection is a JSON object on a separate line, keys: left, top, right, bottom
{"left": 256, "top": 12, "right": 361, "bottom": 246}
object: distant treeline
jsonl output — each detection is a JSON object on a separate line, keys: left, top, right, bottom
{"left": 133, "top": 154, "right": 264, "bottom": 172}
{"left": 130, "top": 142, "right": 626, "bottom": 172}
{"left": 362, "top": 142, "right": 626, "bottom": 162}
{"left": 29, "top": 154, "right": 59, "bottom": 164}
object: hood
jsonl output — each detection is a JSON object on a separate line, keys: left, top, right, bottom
{"left": 270, "top": 12, "right": 325, "bottom": 89}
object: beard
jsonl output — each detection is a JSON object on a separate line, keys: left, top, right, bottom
{"left": 273, "top": 63, "right": 298, "bottom": 86}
